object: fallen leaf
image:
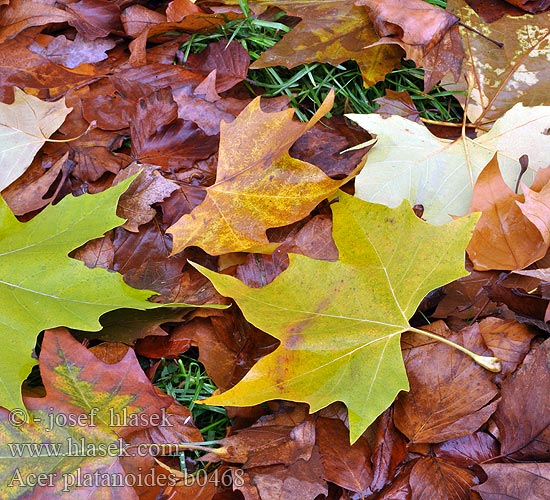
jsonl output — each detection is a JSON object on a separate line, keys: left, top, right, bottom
{"left": 114, "top": 163, "right": 179, "bottom": 232}
{"left": 130, "top": 87, "right": 218, "bottom": 170}
{"left": 0, "top": 87, "right": 72, "bottom": 190}
{"left": 121, "top": 4, "right": 166, "bottom": 38}
{"left": 366, "top": 409, "right": 408, "bottom": 494}
{"left": 504, "top": 0, "right": 550, "bottom": 12}
{"left": 484, "top": 281, "right": 549, "bottom": 330}
{"left": 433, "top": 431, "right": 500, "bottom": 469}
{"left": 374, "top": 89, "right": 421, "bottom": 122}
{"left": 241, "top": 0, "right": 403, "bottom": 86}
{"left": 473, "top": 463, "right": 550, "bottom": 499}
{"left": 0, "top": 30, "right": 103, "bottom": 103}
{"left": 0, "top": 329, "right": 186, "bottom": 499}
{"left": 65, "top": 0, "right": 122, "bottom": 40}
{"left": 0, "top": 176, "right": 196, "bottom": 410}
{"left": 517, "top": 178, "right": 550, "bottom": 254}
{"left": 357, "top": 0, "right": 464, "bottom": 90}
{"left": 316, "top": 417, "right": 372, "bottom": 494}
{"left": 161, "top": 312, "right": 277, "bottom": 392}
{"left": 234, "top": 214, "right": 338, "bottom": 288}
{"left": 238, "top": 449, "right": 328, "bottom": 500}
{"left": 0, "top": 0, "right": 74, "bottom": 44}
{"left": 184, "top": 39, "right": 250, "bottom": 93}
{"left": 493, "top": 338, "right": 550, "bottom": 459}
{"left": 73, "top": 308, "right": 192, "bottom": 345}
{"left": 476, "top": 317, "right": 535, "bottom": 382}
{"left": 466, "top": 155, "right": 547, "bottom": 271}
{"left": 203, "top": 405, "right": 315, "bottom": 467}
{"left": 395, "top": 322, "right": 498, "bottom": 444}
{"left": 81, "top": 63, "right": 202, "bottom": 132}
{"left": 127, "top": 12, "right": 243, "bottom": 66}
{"left": 445, "top": 0, "right": 550, "bottom": 123}
{"left": 348, "top": 104, "right": 550, "bottom": 224}
{"left": 73, "top": 235, "right": 114, "bottom": 270}
{"left": 409, "top": 456, "right": 477, "bottom": 500}
{"left": 192, "top": 192, "right": 478, "bottom": 443}
{"left": 30, "top": 33, "right": 116, "bottom": 68}
{"left": 290, "top": 114, "right": 371, "bottom": 179}
{"left": 166, "top": 0, "right": 203, "bottom": 22}
{"left": 1, "top": 151, "right": 72, "bottom": 216}
{"left": 168, "top": 91, "right": 359, "bottom": 255}
{"left": 465, "top": 0, "right": 525, "bottom": 22}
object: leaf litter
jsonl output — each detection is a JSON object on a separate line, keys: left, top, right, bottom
{"left": 0, "top": 0, "right": 549, "bottom": 498}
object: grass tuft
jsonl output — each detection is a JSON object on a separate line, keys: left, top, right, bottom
{"left": 154, "top": 354, "right": 230, "bottom": 443}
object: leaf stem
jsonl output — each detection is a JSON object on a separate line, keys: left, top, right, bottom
{"left": 407, "top": 326, "right": 501, "bottom": 372}
{"left": 127, "top": 442, "right": 223, "bottom": 455}
{"left": 458, "top": 21, "right": 504, "bottom": 48}
{"left": 44, "top": 121, "right": 96, "bottom": 143}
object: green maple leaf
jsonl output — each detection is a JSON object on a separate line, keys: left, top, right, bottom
{"left": 193, "top": 192, "right": 479, "bottom": 443}
{"left": 0, "top": 177, "right": 196, "bottom": 411}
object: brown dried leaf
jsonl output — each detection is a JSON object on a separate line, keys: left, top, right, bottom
{"left": 466, "top": 155, "right": 547, "bottom": 271}
{"left": 184, "top": 40, "right": 250, "bottom": 93}
{"left": 0, "top": 0, "right": 73, "bottom": 44}
{"left": 121, "top": 5, "right": 166, "bottom": 38}
{"left": 239, "top": 448, "right": 328, "bottom": 500}
{"left": 166, "top": 0, "right": 203, "bottom": 22}
{"left": 366, "top": 409, "right": 408, "bottom": 494}
{"left": 477, "top": 317, "right": 535, "bottom": 381}
{"left": 395, "top": 322, "right": 499, "bottom": 444}
{"left": 66, "top": 0, "right": 122, "bottom": 40}
{"left": 375, "top": 90, "right": 421, "bottom": 122}
{"left": 203, "top": 409, "right": 315, "bottom": 468}
{"left": 504, "top": 0, "right": 550, "bottom": 12}
{"left": 493, "top": 338, "right": 550, "bottom": 459}
{"left": 1, "top": 152, "right": 72, "bottom": 216}
{"left": 433, "top": 431, "right": 500, "bottom": 469}
{"left": 316, "top": 417, "right": 372, "bottom": 494}
{"left": 446, "top": 0, "right": 550, "bottom": 123}
{"left": 73, "top": 235, "right": 114, "bottom": 270}
{"left": 409, "top": 456, "right": 477, "bottom": 500}
{"left": 127, "top": 12, "right": 242, "bottom": 66}
{"left": 30, "top": 33, "right": 116, "bottom": 68}
{"left": 131, "top": 88, "right": 218, "bottom": 170}
{"left": 0, "top": 32, "right": 102, "bottom": 103}
{"left": 235, "top": 214, "right": 337, "bottom": 287}
{"left": 473, "top": 463, "right": 550, "bottom": 499}
{"left": 357, "top": 0, "right": 463, "bottom": 90}
{"left": 114, "top": 163, "right": 179, "bottom": 232}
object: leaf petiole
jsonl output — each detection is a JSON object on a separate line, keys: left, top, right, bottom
{"left": 407, "top": 326, "right": 501, "bottom": 372}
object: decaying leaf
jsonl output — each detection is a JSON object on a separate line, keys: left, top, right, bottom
{"left": 240, "top": 0, "right": 403, "bottom": 86}
{"left": 168, "top": 91, "right": 360, "bottom": 256}
{"left": 409, "top": 456, "right": 477, "bottom": 500}
{"left": 493, "top": 338, "right": 550, "bottom": 459}
{"left": 29, "top": 33, "right": 116, "bottom": 69}
{"left": 474, "top": 463, "right": 550, "bottom": 499}
{"left": 357, "top": 0, "right": 464, "bottom": 90}
{"left": 395, "top": 322, "right": 498, "bottom": 444}
{"left": 0, "top": 87, "right": 72, "bottom": 190}
{"left": 193, "top": 192, "right": 478, "bottom": 442}
{"left": 445, "top": 0, "right": 550, "bottom": 123}
{"left": 113, "top": 163, "right": 179, "bottom": 232}
{"left": 466, "top": 155, "right": 547, "bottom": 270}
